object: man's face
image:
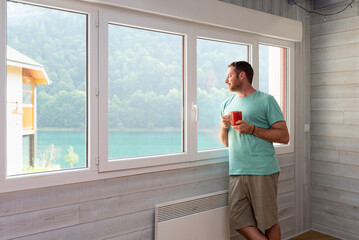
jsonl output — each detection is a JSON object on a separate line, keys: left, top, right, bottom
{"left": 225, "top": 66, "right": 241, "bottom": 92}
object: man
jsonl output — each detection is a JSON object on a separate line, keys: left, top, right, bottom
{"left": 219, "top": 61, "right": 289, "bottom": 240}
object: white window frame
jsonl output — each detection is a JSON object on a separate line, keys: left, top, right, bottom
{"left": 0, "top": 0, "right": 297, "bottom": 193}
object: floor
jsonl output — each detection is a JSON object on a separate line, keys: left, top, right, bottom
{"left": 289, "top": 230, "right": 341, "bottom": 240}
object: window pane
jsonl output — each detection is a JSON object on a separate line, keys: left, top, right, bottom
{"left": 6, "top": 2, "right": 87, "bottom": 175}
{"left": 259, "top": 44, "right": 287, "bottom": 120}
{"left": 108, "top": 24, "right": 183, "bottom": 159}
{"left": 197, "top": 39, "right": 248, "bottom": 151}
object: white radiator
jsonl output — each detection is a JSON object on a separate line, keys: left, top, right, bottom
{"left": 155, "top": 190, "right": 230, "bottom": 240}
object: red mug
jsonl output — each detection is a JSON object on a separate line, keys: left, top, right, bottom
{"left": 231, "top": 111, "right": 242, "bottom": 126}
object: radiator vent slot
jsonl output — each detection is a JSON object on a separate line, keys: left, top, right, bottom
{"left": 156, "top": 191, "right": 228, "bottom": 222}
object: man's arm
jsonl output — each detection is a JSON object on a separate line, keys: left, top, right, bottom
{"left": 232, "top": 120, "right": 289, "bottom": 144}
{"left": 253, "top": 121, "right": 289, "bottom": 144}
{"left": 218, "top": 114, "right": 231, "bottom": 147}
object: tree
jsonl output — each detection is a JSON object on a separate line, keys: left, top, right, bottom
{"left": 64, "top": 146, "right": 79, "bottom": 168}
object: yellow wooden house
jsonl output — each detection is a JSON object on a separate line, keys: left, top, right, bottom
{"left": 6, "top": 46, "right": 50, "bottom": 175}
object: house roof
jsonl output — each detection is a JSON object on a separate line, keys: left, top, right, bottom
{"left": 7, "top": 46, "right": 51, "bottom": 85}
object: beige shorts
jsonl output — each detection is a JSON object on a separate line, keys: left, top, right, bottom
{"left": 229, "top": 173, "right": 279, "bottom": 231}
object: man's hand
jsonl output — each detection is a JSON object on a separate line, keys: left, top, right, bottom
{"left": 232, "top": 120, "right": 254, "bottom": 134}
{"left": 221, "top": 114, "right": 231, "bottom": 129}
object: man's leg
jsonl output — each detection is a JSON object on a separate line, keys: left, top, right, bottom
{"left": 265, "top": 223, "right": 281, "bottom": 240}
{"left": 238, "top": 226, "right": 267, "bottom": 240}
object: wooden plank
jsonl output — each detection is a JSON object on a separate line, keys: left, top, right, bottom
{"left": 311, "top": 148, "right": 339, "bottom": 163}
{"left": 312, "top": 29, "right": 359, "bottom": 49}
{"left": 279, "top": 165, "right": 295, "bottom": 181}
{"left": 312, "top": 160, "right": 359, "bottom": 179}
{"left": 279, "top": 217, "right": 295, "bottom": 237}
{"left": 0, "top": 163, "right": 228, "bottom": 217}
{"left": 312, "top": 71, "right": 359, "bottom": 86}
{"left": 312, "top": 209, "right": 359, "bottom": 235}
{"left": 312, "top": 172, "right": 359, "bottom": 194}
{"left": 243, "top": 0, "right": 253, "bottom": 9}
{"left": 278, "top": 179, "right": 295, "bottom": 195}
{"left": 279, "top": 0, "right": 288, "bottom": 18}
{"left": 277, "top": 152, "right": 295, "bottom": 167}
{"left": 253, "top": 0, "right": 263, "bottom": 12}
{"left": 312, "top": 135, "right": 359, "bottom": 152}
{"left": 312, "top": 98, "right": 359, "bottom": 111}
{"left": 79, "top": 177, "right": 228, "bottom": 223}
{"left": 105, "top": 228, "right": 153, "bottom": 240}
{"left": 271, "top": 0, "right": 279, "bottom": 15}
{"left": 312, "top": 57, "right": 359, "bottom": 74}
{"left": 0, "top": 204, "right": 79, "bottom": 239}
{"left": 13, "top": 209, "right": 153, "bottom": 240}
{"left": 310, "top": 2, "right": 358, "bottom": 25}
{"left": 311, "top": 184, "right": 359, "bottom": 207}
{"left": 311, "top": 110, "right": 344, "bottom": 124}
{"left": 311, "top": 15, "right": 359, "bottom": 36}
{"left": 232, "top": 0, "right": 244, "bottom": 6}
{"left": 262, "top": 0, "right": 271, "bottom": 14}
{"left": 279, "top": 205, "right": 295, "bottom": 222}
{"left": 344, "top": 111, "right": 359, "bottom": 124}
{"left": 312, "top": 222, "right": 359, "bottom": 240}
{"left": 277, "top": 191, "right": 295, "bottom": 208}
{"left": 312, "top": 84, "right": 359, "bottom": 98}
{"left": 312, "top": 42, "right": 359, "bottom": 61}
{"left": 312, "top": 197, "right": 359, "bottom": 221}
{"left": 311, "top": 123, "right": 359, "bottom": 138}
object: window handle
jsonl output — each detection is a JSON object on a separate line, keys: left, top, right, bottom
{"left": 192, "top": 103, "right": 199, "bottom": 122}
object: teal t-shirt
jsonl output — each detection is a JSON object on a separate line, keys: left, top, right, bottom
{"left": 220, "top": 91, "right": 284, "bottom": 175}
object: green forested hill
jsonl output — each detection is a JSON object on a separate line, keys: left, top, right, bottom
{"left": 7, "top": 1, "right": 265, "bottom": 130}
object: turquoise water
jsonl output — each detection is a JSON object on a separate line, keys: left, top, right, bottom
{"left": 35, "top": 130, "right": 223, "bottom": 170}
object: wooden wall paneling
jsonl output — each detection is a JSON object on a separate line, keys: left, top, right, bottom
{"left": 312, "top": 57, "right": 359, "bottom": 73}
{"left": 262, "top": 0, "right": 272, "bottom": 14}
{"left": 312, "top": 42, "right": 359, "bottom": 61}
{"left": 311, "top": 110, "right": 344, "bottom": 124}
{"left": 312, "top": 29, "right": 359, "bottom": 49}
{"left": 0, "top": 163, "right": 228, "bottom": 218}
{"left": 232, "top": 0, "right": 244, "bottom": 6}
{"left": 311, "top": 98, "right": 359, "bottom": 111}
{"left": 311, "top": 172, "right": 359, "bottom": 194}
{"left": 312, "top": 135, "right": 359, "bottom": 152}
{"left": 279, "top": 217, "right": 295, "bottom": 239}
{"left": 311, "top": 15, "right": 359, "bottom": 36}
{"left": 312, "top": 209, "right": 359, "bottom": 235}
{"left": 310, "top": 1, "right": 358, "bottom": 25}
{"left": 311, "top": 71, "right": 359, "bottom": 86}
{"left": 344, "top": 111, "right": 359, "bottom": 124}
{"left": 78, "top": 177, "right": 228, "bottom": 223}
{"left": 0, "top": 205, "right": 79, "bottom": 239}
{"left": 312, "top": 160, "right": 359, "bottom": 179}
{"left": 312, "top": 197, "right": 359, "bottom": 221}
{"left": 105, "top": 228, "right": 153, "bottom": 240}
{"left": 278, "top": 191, "right": 295, "bottom": 208}
{"left": 13, "top": 209, "right": 154, "bottom": 240}
{"left": 243, "top": 0, "right": 253, "bottom": 9}
{"left": 312, "top": 222, "right": 359, "bottom": 240}
{"left": 253, "top": 0, "right": 263, "bottom": 12}
{"left": 280, "top": 0, "right": 288, "bottom": 18}
{"left": 271, "top": 0, "right": 280, "bottom": 15}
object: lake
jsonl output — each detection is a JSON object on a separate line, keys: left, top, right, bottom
{"left": 34, "top": 130, "right": 223, "bottom": 170}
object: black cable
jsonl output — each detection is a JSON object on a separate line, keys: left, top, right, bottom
{"left": 290, "top": 0, "right": 355, "bottom": 19}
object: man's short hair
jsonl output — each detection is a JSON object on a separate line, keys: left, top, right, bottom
{"left": 228, "top": 61, "right": 254, "bottom": 84}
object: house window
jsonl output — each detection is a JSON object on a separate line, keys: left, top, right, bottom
{"left": 6, "top": 1, "right": 87, "bottom": 175}
{"left": 107, "top": 24, "right": 183, "bottom": 160}
{"left": 197, "top": 38, "right": 249, "bottom": 151}
{"left": 259, "top": 44, "right": 287, "bottom": 120}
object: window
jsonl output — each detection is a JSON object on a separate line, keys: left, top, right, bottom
{"left": 1, "top": 0, "right": 297, "bottom": 192}
{"left": 6, "top": 1, "right": 87, "bottom": 175}
{"left": 107, "top": 24, "right": 183, "bottom": 160}
{"left": 197, "top": 38, "right": 249, "bottom": 151}
{"left": 259, "top": 44, "right": 287, "bottom": 120}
